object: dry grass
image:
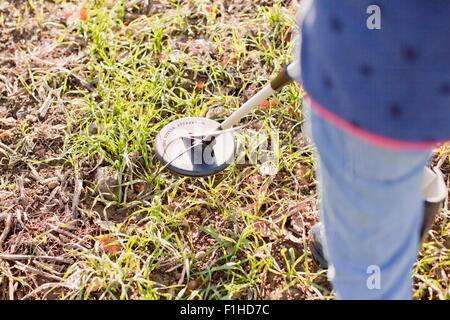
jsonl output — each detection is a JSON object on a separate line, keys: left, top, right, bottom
{"left": 0, "top": 0, "right": 448, "bottom": 300}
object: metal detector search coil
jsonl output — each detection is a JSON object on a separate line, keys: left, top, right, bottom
{"left": 154, "top": 60, "right": 300, "bottom": 177}
{"left": 155, "top": 117, "right": 235, "bottom": 177}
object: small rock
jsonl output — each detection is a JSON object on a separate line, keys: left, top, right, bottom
{"left": 0, "top": 106, "right": 7, "bottom": 118}
{"left": 23, "top": 177, "right": 33, "bottom": 186}
{"left": 96, "top": 167, "right": 120, "bottom": 201}
{"left": 0, "top": 129, "right": 13, "bottom": 142}
{"left": 95, "top": 220, "right": 116, "bottom": 231}
{"left": 88, "top": 122, "right": 99, "bottom": 135}
{"left": 206, "top": 107, "right": 230, "bottom": 120}
{"left": 290, "top": 214, "right": 304, "bottom": 234}
{"left": 133, "top": 181, "right": 147, "bottom": 194}
{"left": 16, "top": 110, "right": 27, "bottom": 120}
{"left": 0, "top": 117, "right": 16, "bottom": 129}
{"left": 25, "top": 114, "right": 38, "bottom": 123}
{"left": 195, "top": 251, "right": 206, "bottom": 260}
{"left": 47, "top": 180, "right": 59, "bottom": 190}
{"left": 259, "top": 161, "right": 278, "bottom": 177}
{"left": 187, "top": 278, "right": 204, "bottom": 292}
{"left": 35, "top": 147, "right": 46, "bottom": 158}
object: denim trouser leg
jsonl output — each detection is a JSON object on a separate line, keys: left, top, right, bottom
{"left": 310, "top": 110, "right": 432, "bottom": 300}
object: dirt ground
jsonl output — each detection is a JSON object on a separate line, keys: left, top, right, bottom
{"left": 0, "top": 0, "right": 449, "bottom": 300}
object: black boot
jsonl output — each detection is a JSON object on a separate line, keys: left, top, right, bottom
{"left": 310, "top": 167, "right": 447, "bottom": 269}
{"left": 310, "top": 223, "right": 329, "bottom": 269}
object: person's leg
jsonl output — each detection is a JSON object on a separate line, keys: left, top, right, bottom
{"left": 310, "top": 109, "right": 432, "bottom": 300}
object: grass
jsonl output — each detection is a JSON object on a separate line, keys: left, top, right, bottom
{"left": 62, "top": 0, "right": 325, "bottom": 300}
{"left": 0, "top": 0, "right": 448, "bottom": 300}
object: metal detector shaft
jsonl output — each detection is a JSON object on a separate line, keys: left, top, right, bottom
{"left": 220, "top": 60, "right": 300, "bottom": 130}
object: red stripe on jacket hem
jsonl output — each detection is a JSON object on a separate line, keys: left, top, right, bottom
{"left": 306, "top": 96, "right": 442, "bottom": 151}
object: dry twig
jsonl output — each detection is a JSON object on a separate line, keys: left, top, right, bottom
{"left": 14, "top": 261, "right": 64, "bottom": 282}
{"left": 72, "top": 176, "right": 83, "bottom": 219}
{"left": 0, "top": 211, "right": 13, "bottom": 249}
{"left": 0, "top": 254, "right": 72, "bottom": 264}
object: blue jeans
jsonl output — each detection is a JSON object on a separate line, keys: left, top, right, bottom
{"left": 310, "top": 109, "right": 432, "bottom": 299}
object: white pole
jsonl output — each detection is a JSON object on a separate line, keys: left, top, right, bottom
{"left": 219, "top": 60, "right": 300, "bottom": 130}
{"left": 219, "top": 84, "right": 275, "bottom": 130}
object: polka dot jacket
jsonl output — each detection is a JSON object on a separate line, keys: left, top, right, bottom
{"left": 299, "top": 0, "right": 450, "bottom": 149}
